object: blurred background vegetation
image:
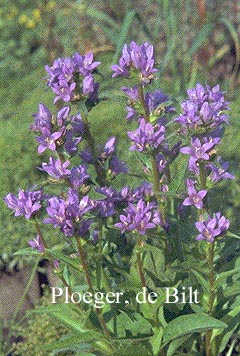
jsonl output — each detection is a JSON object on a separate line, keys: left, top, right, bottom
{"left": 0, "top": 0, "right": 240, "bottom": 265}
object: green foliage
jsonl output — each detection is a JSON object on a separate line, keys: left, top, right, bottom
{"left": 10, "top": 297, "right": 73, "bottom": 356}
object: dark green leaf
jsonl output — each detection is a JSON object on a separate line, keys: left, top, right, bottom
{"left": 46, "top": 249, "right": 81, "bottom": 271}
{"left": 212, "top": 306, "right": 240, "bottom": 354}
{"left": 13, "top": 247, "right": 42, "bottom": 256}
{"left": 191, "top": 269, "right": 209, "bottom": 293}
{"left": 168, "top": 155, "right": 189, "bottom": 195}
{"left": 44, "top": 335, "right": 86, "bottom": 352}
{"left": 31, "top": 303, "right": 87, "bottom": 334}
{"left": 167, "top": 335, "right": 191, "bottom": 356}
{"left": 226, "top": 231, "right": 240, "bottom": 239}
{"left": 112, "top": 342, "right": 153, "bottom": 356}
{"left": 150, "top": 327, "right": 163, "bottom": 355}
{"left": 216, "top": 268, "right": 240, "bottom": 287}
{"left": 162, "top": 313, "right": 227, "bottom": 346}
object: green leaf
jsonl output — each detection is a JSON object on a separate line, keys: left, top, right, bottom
{"left": 168, "top": 155, "right": 189, "bottom": 196}
{"left": 13, "top": 247, "right": 42, "bottom": 256}
{"left": 226, "top": 231, "right": 240, "bottom": 239}
{"left": 150, "top": 327, "right": 163, "bottom": 355}
{"left": 212, "top": 306, "right": 240, "bottom": 354}
{"left": 112, "top": 342, "right": 153, "bottom": 356}
{"left": 112, "top": 10, "right": 136, "bottom": 63}
{"left": 143, "top": 245, "right": 166, "bottom": 289}
{"left": 46, "top": 249, "right": 81, "bottom": 271}
{"left": 191, "top": 269, "right": 209, "bottom": 293}
{"left": 31, "top": 303, "right": 87, "bottom": 334}
{"left": 223, "top": 282, "right": 240, "bottom": 298}
{"left": 216, "top": 268, "right": 240, "bottom": 287}
{"left": 117, "top": 310, "right": 152, "bottom": 337}
{"left": 44, "top": 332, "right": 103, "bottom": 352}
{"left": 189, "top": 23, "right": 214, "bottom": 55}
{"left": 162, "top": 313, "right": 227, "bottom": 346}
{"left": 167, "top": 335, "right": 191, "bottom": 356}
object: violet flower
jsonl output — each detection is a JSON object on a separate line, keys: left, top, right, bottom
{"left": 36, "top": 127, "right": 64, "bottom": 154}
{"left": 128, "top": 118, "right": 165, "bottom": 152}
{"left": 45, "top": 52, "right": 100, "bottom": 103}
{"left": 31, "top": 103, "right": 52, "bottom": 132}
{"left": 195, "top": 212, "right": 230, "bottom": 242}
{"left": 28, "top": 234, "right": 45, "bottom": 253}
{"left": 122, "top": 87, "right": 174, "bottom": 122}
{"left": 100, "top": 137, "right": 116, "bottom": 159}
{"left": 183, "top": 179, "right": 207, "bottom": 209}
{"left": 115, "top": 199, "right": 162, "bottom": 235}
{"left": 109, "top": 155, "right": 128, "bottom": 176}
{"left": 180, "top": 137, "right": 220, "bottom": 173}
{"left": 41, "top": 157, "right": 71, "bottom": 179}
{"left": 69, "top": 165, "right": 90, "bottom": 189}
{"left": 4, "top": 189, "right": 42, "bottom": 219}
{"left": 175, "top": 83, "right": 229, "bottom": 129}
{"left": 111, "top": 41, "right": 158, "bottom": 83}
{"left": 206, "top": 158, "right": 234, "bottom": 183}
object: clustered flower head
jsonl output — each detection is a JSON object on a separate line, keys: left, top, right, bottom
{"left": 183, "top": 179, "right": 207, "bottom": 209}
{"left": 122, "top": 86, "right": 174, "bottom": 122}
{"left": 179, "top": 83, "right": 232, "bottom": 242}
{"left": 128, "top": 118, "right": 165, "bottom": 152}
{"left": 175, "top": 83, "right": 229, "bottom": 130}
{"left": 111, "top": 41, "right": 157, "bottom": 83}
{"left": 115, "top": 199, "right": 162, "bottom": 235}
{"left": 195, "top": 213, "right": 230, "bottom": 242}
{"left": 45, "top": 52, "right": 100, "bottom": 103}
{"left": 4, "top": 189, "right": 43, "bottom": 219}
{"left": 44, "top": 188, "right": 94, "bottom": 237}
{"left": 31, "top": 103, "right": 85, "bottom": 158}
{"left": 4, "top": 44, "right": 233, "bottom": 253}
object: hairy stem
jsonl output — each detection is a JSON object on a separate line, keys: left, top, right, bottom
{"left": 137, "top": 84, "right": 166, "bottom": 225}
{"left": 199, "top": 163, "right": 215, "bottom": 356}
{"left": 75, "top": 236, "right": 110, "bottom": 338}
{"left": 136, "top": 235, "right": 146, "bottom": 289}
{"left": 206, "top": 242, "right": 215, "bottom": 356}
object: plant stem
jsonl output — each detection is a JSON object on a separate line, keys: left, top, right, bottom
{"left": 199, "top": 163, "right": 215, "bottom": 356}
{"left": 75, "top": 236, "right": 110, "bottom": 338}
{"left": 206, "top": 241, "right": 215, "bottom": 356}
{"left": 137, "top": 84, "right": 166, "bottom": 225}
{"left": 136, "top": 235, "right": 146, "bottom": 289}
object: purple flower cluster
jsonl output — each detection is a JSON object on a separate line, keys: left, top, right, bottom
{"left": 206, "top": 157, "right": 234, "bottom": 183}
{"left": 115, "top": 199, "right": 162, "bottom": 235}
{"left": 122, "top": 87, "right": 174, "bottom": 122}
{"left": 128, "top": 118, "right": 165, "bottom": 152}
{"left": 175, "top": 83, "right": 229, "bottom": 130}
{"left": 98, "top": 137, "right": 128, "bottom": 177}
{"left": 4, "top": 44, "right": 233, "bottom": 256}
{"left": 45, "top": 52, "right": 100, "bottom": 103}
{"left": 195, "top": 213, "right": 230, "bottom": 242}
{"left": 179, "top": 83, "right": 232, "bottom": 242}
{"left": 44, "top": 188, "right": 94, "bottom": 237}
{"left": 180, "top": 136, "right": 220, "bottom": 174}
{"left": 111, "top": 41, "right": 157, "bottom": 83}
{"left": 31, "top": 103, "right": 85, "bottom": 157}
{"left": 4, "top": 189, "right": 42, "bottom": 219}
{"left": 183, "top": 179, "right": 207, "bottom": 209}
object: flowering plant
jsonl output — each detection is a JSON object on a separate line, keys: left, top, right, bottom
{"left": 4, "top": 42, "right": 240, "bottom": 356}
